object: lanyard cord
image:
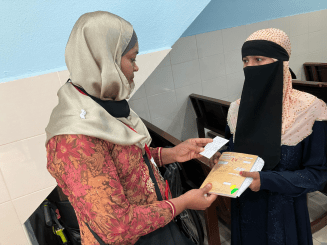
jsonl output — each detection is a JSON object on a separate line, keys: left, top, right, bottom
{"left": 123, "top": 124, "right": 154, "bottom": 164}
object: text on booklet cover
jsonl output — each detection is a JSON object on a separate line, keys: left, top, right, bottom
{"left": 200, "top": 152, "right": 264, "bottom": 198}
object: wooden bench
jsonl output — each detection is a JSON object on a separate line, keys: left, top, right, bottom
{"left": 189, "top": 94, "right": 230, "bottom": 139}
{"left": 189, "top": 94, "right": 232, "bottom": 229}
{"left": 292, "top": 79, "right": 327, "bottom": 103}
{"left": 303, "top": 62, "right": 327, "bottom": 82}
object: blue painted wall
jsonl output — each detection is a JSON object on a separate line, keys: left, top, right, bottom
{"left": 182, "top": 0, "right": 327, "bottom": 37}
{"left": 0, "top": 0, "right": 210, "bottom": 83}
{"left": 1, "top": 0, "right": 327, "bottom": 83}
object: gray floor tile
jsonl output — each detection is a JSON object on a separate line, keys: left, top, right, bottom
{"left": 313, "top": 224, "right": 327, "bottom": 243}
{"left": 221, "top": 239, "right": 231, "bottom": 245}
{"left": 308, "top": 192, "right": 327, "bottom": 222}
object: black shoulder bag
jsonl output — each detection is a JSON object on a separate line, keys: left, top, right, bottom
{"left": 85, "top": 153, "right": 195, "bottom": 245}
{"left": 163, "top": 162, "right": 204, "bottom": 245}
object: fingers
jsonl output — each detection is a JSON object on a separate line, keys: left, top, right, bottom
{"left": 202, "top": 183, "right": 212, "bottom": 193}
{"left": 187, "top": 144, "right": 205, "bottom": 154}
{"left": 206, "top": 193, "right": 217, "bottom": 203}
{"left": 240, "top": 171, "right": 258, "bottom": 178}
{"left": 248, "top": 181, "right": 260, "bottom": 192}
{"left": 209, "top": 152, "right": 221, "bottom": 165}
{"left": 193, "top": 153, "right": 205, "bottom": 159}
{"left": 208, "top": 159, "right": 215, "bottom": 168}
{"left": 184, "top": 138, "right": 215, "bottom": 154}
{"left": 182, "top": 140, "right": 205, "bottom": 153}
{"left": 202, "top": 184, "right": 217, "bottom": 207}
{"left": 189, "top": 138, "right": 213, "bottom": 145}
{"left": 214, "top": 152, "right": 221, "bottom": 163}
{"left": 213, "top": 157, "right": 219, "bottom": 164}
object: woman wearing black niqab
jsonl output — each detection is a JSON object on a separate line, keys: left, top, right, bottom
{"left": 222, "top": 28, "right": 327, "bottom": 245}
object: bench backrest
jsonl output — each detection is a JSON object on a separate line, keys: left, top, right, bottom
{"left": 189, "top": 94, "right": 230, "bottom": 137}
{"left": 303, "top": 62, "right": 327, "bottom": 82}
{"left": 292, "top": 79, "right": 327, "bottom": 103}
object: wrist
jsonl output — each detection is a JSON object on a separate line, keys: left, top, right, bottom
{"left": 158, "top": 147, "right": 163, "bottom": 167}
{"left": 165, "top": 200, "right": 177, "bottom": 218}
{"left": 169, "top": 147, "right": 177, "bottom": 162}
{"left": 180, "top": 192, "right": 190, "bottom": 210}
{"left": 169, "top": 195, "right": 188, "bottom": 216}
{"left": 161, "top": 147, "right": 177, "bottom": 165}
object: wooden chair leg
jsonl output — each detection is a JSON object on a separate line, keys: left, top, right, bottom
{"left": 205, "top": 198, "right": 221, "bottom": 245}
{"left": 216, "top": 196, "right": 231, "bottom": 226}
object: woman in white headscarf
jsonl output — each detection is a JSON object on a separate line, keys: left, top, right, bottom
{"left": 46, "top": 11, "right": 217, "bottom": 245}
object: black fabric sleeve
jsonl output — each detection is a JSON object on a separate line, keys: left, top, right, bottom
{"left": 260, "top": 121, "right": 327, "bottom": 197}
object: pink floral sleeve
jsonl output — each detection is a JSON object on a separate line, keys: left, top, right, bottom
{"left": 47, "top": 135, "right": 173, "bottom": 245}
{"left": 149, "top": 147, "right": 163, "bottom": 167}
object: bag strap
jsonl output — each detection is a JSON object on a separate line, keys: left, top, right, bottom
{"left": 85, "top": 222, "right": 107, "bottom": 245}
{"left": 123, "top": 124, "right": 167, "bottom": 199}
{"left": 143, "top": 154, "right": 163, "bottom": 201}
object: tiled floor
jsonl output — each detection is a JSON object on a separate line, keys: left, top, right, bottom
{"left": 309, "top": 191, "right": 327, "bottom": 244}
{"left": 199, "top": 191, "right": 327, "bottom": 245}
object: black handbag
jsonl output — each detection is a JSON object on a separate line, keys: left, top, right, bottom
{"left": 163, "top": 162, "right": 204, "bottom": 245}
{"left": 55, "top": 200, "right": 81, "bottom": 245}
{"left": 85, "top": 153, "right": 195, "bottom": 245}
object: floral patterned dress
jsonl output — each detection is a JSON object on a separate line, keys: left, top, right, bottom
{"left": 47, "top": 134, "right": 175, "bottom": 245}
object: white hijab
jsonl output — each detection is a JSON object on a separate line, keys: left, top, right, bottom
{"left": 45, "top": 11, "right": 151, "bottom": 151}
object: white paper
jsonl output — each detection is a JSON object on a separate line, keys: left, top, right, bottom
{"left": 200, "top": 136, "right": 229, "bottom": 159}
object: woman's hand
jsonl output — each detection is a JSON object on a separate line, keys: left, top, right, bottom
{"left": 169, "top": 184, "right": 217, "bottom": 216}
{"left": 183, "top": 183, "right": 217, "bottom": 210}
{"left": 208, "top": 151, "right": 222, "bottom": 168}
{"left": 239, "top": 171, "right": 261, "bottom": 192}
{"left": 170, "top": 138, "right": 213, "bottom": 163}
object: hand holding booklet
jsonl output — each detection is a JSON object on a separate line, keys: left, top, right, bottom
{"left": 200, "top": 152, "right": 264, "bottom": 198}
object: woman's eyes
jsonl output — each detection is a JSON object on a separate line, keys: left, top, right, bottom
{"left": 242, "top": 58, "right": 264, "bottom": 64}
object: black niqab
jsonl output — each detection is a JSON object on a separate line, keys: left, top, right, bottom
{"left": 234, "top": 40, "right": 289, "bottom": 170}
